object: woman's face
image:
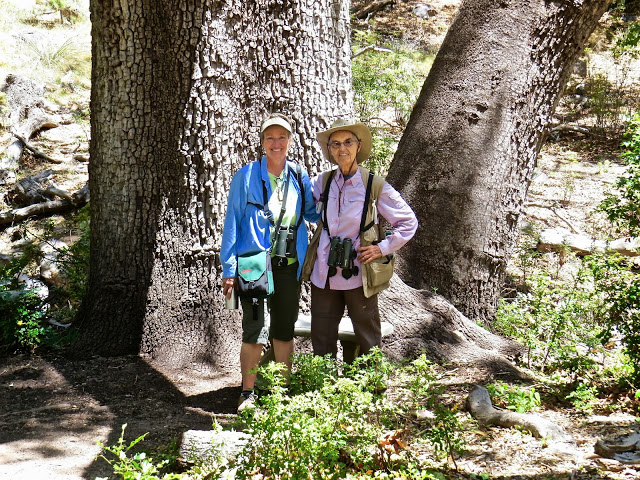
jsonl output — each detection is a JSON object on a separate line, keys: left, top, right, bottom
{"left": 262, "top": 125, "right": 292, "bottom": 164}
{"left": 328, "top": 130, "right": 361, "bottom": 174}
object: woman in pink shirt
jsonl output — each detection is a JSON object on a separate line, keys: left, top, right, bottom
{"left": 309, "top": 119, "right": 418, "bottom": 359}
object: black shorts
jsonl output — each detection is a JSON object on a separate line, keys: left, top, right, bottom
{"left": 241, "top": 260, "right": 300, "bottom": 343}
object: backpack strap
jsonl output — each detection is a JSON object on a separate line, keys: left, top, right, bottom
{"left": 320, "top": 169, "right": 336, "bottom": 237}
{"left": 359, "top": 166, "right": 385, "bottom": 233}
{"left": 360, "top": 171, "right": 375, "bottom": 233}
{"left": 295, "top": 164, "right": 304, "bottom": 229}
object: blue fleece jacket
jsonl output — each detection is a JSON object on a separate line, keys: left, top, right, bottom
{"left": 221, "top": 157, "right": 320, "bottom": 280}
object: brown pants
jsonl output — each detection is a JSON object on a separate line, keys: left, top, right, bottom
{"left": 310, "top": 283, "right": 381, "bottom": 357}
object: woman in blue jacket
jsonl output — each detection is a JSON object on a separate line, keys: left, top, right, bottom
{"left": 221, "top": 114, "right": 319, "bottom": 412}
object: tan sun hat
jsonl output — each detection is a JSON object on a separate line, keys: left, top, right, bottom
{"left": 260, "top": 114, "right": 293, "bottom": 140}
{"left": 316, "top": 118, "right": 372, "bottom": 164}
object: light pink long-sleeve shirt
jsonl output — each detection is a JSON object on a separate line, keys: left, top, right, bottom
{"left": 310, "top": 167, "right": 418, "bottom": 291}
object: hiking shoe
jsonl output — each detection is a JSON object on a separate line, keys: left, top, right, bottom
{"left": 237, "top": 390, "right": 257, "bottom": 414}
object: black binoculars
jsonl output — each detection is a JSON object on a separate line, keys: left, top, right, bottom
{"left": 274, "top": 226, "right": 296, "bottom": 261}
{"left": 327, "top": 236, "right": 358, "bottom": 279}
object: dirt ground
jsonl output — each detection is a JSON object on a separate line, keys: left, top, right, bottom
{"left": 2, "top": 350, "right": 640, "bottom": 480}
{"left": 0, "top": 353, "right": 242, "bottom": 479}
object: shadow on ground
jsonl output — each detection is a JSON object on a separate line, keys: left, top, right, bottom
{"left": 0, "top": 353, "right": 240, "bottom": 480}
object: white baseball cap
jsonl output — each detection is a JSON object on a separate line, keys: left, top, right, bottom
{"left": 260, "top": 115, "right": 293, "bottom": 137}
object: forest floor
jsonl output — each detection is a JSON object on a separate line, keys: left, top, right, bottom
{"left": 2, "top": 1, "right": 640, "bottom": 480}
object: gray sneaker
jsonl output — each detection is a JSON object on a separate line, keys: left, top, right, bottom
{"left": 237, "top": 391, "right": 257, "bottom": 413}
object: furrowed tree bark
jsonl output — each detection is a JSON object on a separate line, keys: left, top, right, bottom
{"left": 387, "top": 0, "right": 611, "bottom": 324}
{"left": 73, "top": 0, "right": 351, "bottom": 367}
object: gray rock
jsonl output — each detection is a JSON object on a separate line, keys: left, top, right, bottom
{"left": 413, "top": 3, "right": 437, "bottom": 19}
{"left": 179, "top": 429, "right": 249, "bottom": 466}
{"left": 40, "top": 239, "right": 69, "bottom": 287}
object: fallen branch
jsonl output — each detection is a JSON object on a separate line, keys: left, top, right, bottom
{"left": 1, "top": 74, "right": 59, "bottom": 177}
{"left": 42, "top": 186, "right": 73, "bottom": 201}
{"left": 0, "top": 183, "right": 89, "bottom": 226}
{"left": 549, "top": 124, "right": 591, "bottom": 135}
{"left": 537, "top": 227, "right": 640, "bottom": 257}
{"left": 353, "top": 44, "right": 393, "bottom": 58}
{"left": 1, "top": 139, "right": 24, "bottom": 165}
{"left": 367, "top": 116, "right": 399, "bottom": 128}
{"left": 466, "top": 385, "right": 572, "bottom": 442}
{"left": 14, "top": 133, "right": 63, "bottom": 164}
{"left": 353, "top": 0, "right": 395, "bottom": 20}
{"left": 525, "top": 201, "right": 583, "bottom": 234}
{"left": 7, "top": 169, "right": 55, "bottom": 206}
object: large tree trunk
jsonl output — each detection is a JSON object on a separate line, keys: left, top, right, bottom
{"left": 73, "top": 0, "right": 352, "bottom": 367}
{"left": 387, "top": 0, "right": 611, "bottom": 324}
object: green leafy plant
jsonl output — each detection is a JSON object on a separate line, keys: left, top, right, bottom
{"left": 235, "top": 350, "right": 450, "bottom": 479}
{"left": 351, "top": 31, "right": 433, "bottom": 175}
{"left": 402, "top": 354, "right": 466, "bottom": 468}
{"left": 0, "top": 208, "right": 89, "bottom": 352}
{"left": 50, "top": 205, "right": 90, "bottom": 324}
{"left": 565, "top": 383, "right": 599, "bottom": 414}
{"left": 586, "top": 253, "right": 640, "bottom": 384}
{"left": 599, "top": 113, "right": 640, "bottom": 237}
{"left": 486, "top": 381, "right": 541, "bottom": 413}
{"left": 288, "top": 351, "right": 339, "bottom": 395}
{"left": 0, "top": 290, "right": 51, "bottom": 352}
{"left": 95, "top": 353, "right": 473, "bottom": 479}
{"left": 613, "top": 20, "right": 640, "bottom": 59}
{"left": 96, "top": 424, "right": 182, "bottom": 480}
{"left": 0, "top": 244, "right": 56, "bottom": 353}
{"left": 425, "top": 404, "right": 466, "bottom": 467}
{"left": 237, "top": 358, "right": 391, "bottom": 478}
{"left": 352, "top": 34, "right": 432, "bottom": 126}
{"left": 344, "top": 346, "right": 392, "bottom": 394}
{"left": 495, "top": 271, "right": 601, "bottom": 376}
{"left": 363, "top": 129, "right": 397, "bottom": 175}
{"left": 510, "top": 227, "right": 543, "bottom": 285}
{"left": 405, "top": 354, "right": 437, "bottom": 407}
{"left": 584, "top": 73, "right": 623, "bottom": 131}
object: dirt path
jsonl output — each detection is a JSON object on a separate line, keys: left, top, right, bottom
{"left": 0, "top": 354, "right": 240, "bottom": 480}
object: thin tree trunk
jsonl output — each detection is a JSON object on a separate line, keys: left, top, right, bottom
{"left": 387, "top": 0, "right": 611, "bottom": 324}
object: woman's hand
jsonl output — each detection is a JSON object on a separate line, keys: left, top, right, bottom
{"left": 222, "top": 277, "right": 236, "bottom": 299}
{"left": 357, "top": 244, "right": 383, "bottom": 264}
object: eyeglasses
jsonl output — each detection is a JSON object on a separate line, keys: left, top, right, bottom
{"left": 328, "top": 138, "right": 359, "bottom": 150}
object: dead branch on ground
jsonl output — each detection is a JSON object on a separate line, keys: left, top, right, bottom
{"left": 353, "top": 0, "right": 395, "bottom": 20}
{"left": 0, "top": 183, "right": 89, "bottom": 226}
{"left": 14, "top": 133, "right": 63, "bottom": 164}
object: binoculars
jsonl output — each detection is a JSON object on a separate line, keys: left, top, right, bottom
{"left": 327, "top": 236, "right": 358, "bottom": 279}
{"left": 274, "top": 226, "right": 296, "bottom": 260}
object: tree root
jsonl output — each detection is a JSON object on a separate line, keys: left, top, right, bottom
{"left": 466, "top": 385, "right": 572, "bottom": 442}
